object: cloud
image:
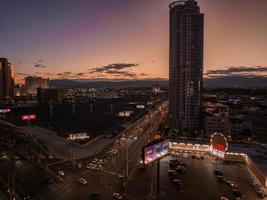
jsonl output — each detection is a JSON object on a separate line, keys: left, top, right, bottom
{"left": 34, "top": 64, "right": 47, "bottom": 68}
{"left": 105, "top": 70, "right": 138, "bottom": 78}
{"left": 76, "top": 72, "right": 87, "bottom": 77}
{"left": 140, "top": 73, "right": 149, "bottom": 77}
{"left": 205, "top": 66, "right": 267, "bottom": 78}
{"left": 88, "top": 63, "right": 138, "bottom": 74}
{"left": 15, "top": 73, "right": 30, "bottom": 76}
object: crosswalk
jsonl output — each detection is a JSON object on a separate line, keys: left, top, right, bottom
{"left": 47, "top": 174, "right": 74, "bottom": 193}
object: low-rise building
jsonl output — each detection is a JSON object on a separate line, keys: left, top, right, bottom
{"left": 37, "top": 88, "right": 65, "bottom": 104}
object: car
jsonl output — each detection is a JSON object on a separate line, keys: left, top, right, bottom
{"left": 256, "top": 188, "right": 267, "bottom": 198}
{"left": 57, "top": 170, "right": 65, "bottom": 176}
{"left": 48, "top": 155, "right": 54, "bottom": 159}
{"left": 112, "top": 192, "right": 123, "bottom": 199}
{"left": 40, "top": 154, "right": 46, "bottom": 159}
{"left": 232, "top": 189, "right": 245, "bottom": 198}
{"left": 168, "top": 170, "right": 177, "bottom": 176}
{"left": 13, "top": 155, "right": 20, "bottom": 160}
{"left": 191, "top": 155, "right": 196, "bottom": 159}
{"left": 176, "top": 166, "right": 186, "bottom": 170}
{"left": 79, "top": 178, "right": 87, "bottom": 185}
{"left": 179, "top": 161, "right": 187, "bottom": 167}
{"left": 118, "top": 174, "right": 124, "bottom": 179}
{"left": 173, "top": 179, "right": 182, "bottom": 184}
{"left": 227, "top": 180, "right": 238, "bottom": 188}
{"left": 44, "top": 177, "right": 54, "bottom": 184}
{"left": 89, "top": 193, "right": 100, "bottom": 200}
{"left": 18, "top": 191, "right": 31, "bottom": 200}
{"left": 220, "top": 197, "right": 229, "bottom": 200}
{"left": 214, "top": 169, "right": 223, "bottom": 176}
{"left": 95, "top": 165, "right": 102, "bottom": 171}
{"left": 217, "top": 176, "right": 226, "bottom": 182}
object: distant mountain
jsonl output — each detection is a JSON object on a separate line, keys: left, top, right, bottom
{"left": 49, "top": 79, "right": 169, "bottom": 88}
{"left": 49, "top": 76, "right": 267, "bottom": 88}
{"left": 204, "top": 76, "right": 267, "bottom": 88}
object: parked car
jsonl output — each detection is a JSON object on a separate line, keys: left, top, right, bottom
{"left": 217, "top": 176, "right": 226, "bottom": 182}
{"left": 214, "top": 169, "right": 223, "bottom": 176}
{"left": 227, "top": 180, "right": 238, "bottom": 188}
{"left": 89, "top": 193, "right": 100, "bottom": 200}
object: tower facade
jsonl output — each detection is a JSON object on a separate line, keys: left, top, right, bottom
{"left": 0, "top": 58, "right": 14, "bottom": 101}
{"left": 169, "top": 0, "right": 204, "bottom": 132}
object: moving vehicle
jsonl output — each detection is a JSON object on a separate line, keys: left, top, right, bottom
{"left": 44, "top": 177, "right": 54, "bottom": 184}
{"left": 232, "top": 189, "right": 245, "bottom": 198}
{"left": 58, "top": 170, "right": 65, "bottom": 176}
{"left": 112, "top": 192, "right": 123, "bottom": 199}
{"left": 79, "top": 178, "right": 88, "bottom": 185}
{"left": 217, "top": 176, "right": 226, "bottom": 182}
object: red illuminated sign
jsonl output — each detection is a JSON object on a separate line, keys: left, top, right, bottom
{"left": 21, "top": 114, "right": 37, "bottom": 121}
{"left": 213, "top": 144, "right": 225, "bottom": 152}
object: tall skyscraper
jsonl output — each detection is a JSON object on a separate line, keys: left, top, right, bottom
{"left": 0, "top": 58, "right": 14, "bottom": 101}
{"left": 169, "top": 0, "right": 204, "bottom": 132}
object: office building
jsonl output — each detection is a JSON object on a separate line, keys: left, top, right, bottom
{"left": 0, "top": 58, "right": 14, "bottom": 101}
{"left": 37, "top": 88, "right": 65, "bottom": 104}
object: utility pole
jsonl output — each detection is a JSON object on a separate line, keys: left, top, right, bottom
{"left": 156, "top": 160, "right": 160, "bottom": 194}
{"left": 90, "top": 103, "right": 93, "bottom": 113}
{"left": 126, "top": 146, "right": 129, "bottom": 180}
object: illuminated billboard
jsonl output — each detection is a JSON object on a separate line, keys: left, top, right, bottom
{"left": 21, "top": 114, "right": 37, "bottom": 121}
{"left": 210, "top": 133, "right": 228, "bottom": 159}
{"left": 0, "top": 109, "right": 11, "bottom": 113}
{"left": 143, "top": 139, "right": 170, "bottom": 165}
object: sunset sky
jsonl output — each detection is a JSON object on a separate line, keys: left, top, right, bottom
{"left": 1, "top": 0, "right": 267, "bottom": 83}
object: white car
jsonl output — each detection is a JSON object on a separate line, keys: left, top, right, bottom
{"left": 13, "top": 155, "right": 20, "bottom": 160}
{"left": 112, "top": 193, "right": 122, "bottom": 199}
{"left": 58, "top": 170, "right": 65, "bottom": 176}
{"left": 95, "top": 165, "right": 102, "bottom": 171}
{"left": 117, "top": 174, "right": 124, "bottom": 179}
{"left": 78, "top": 178, "right": 87, "bottom": 185}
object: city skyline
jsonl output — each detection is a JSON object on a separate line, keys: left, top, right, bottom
{"left": 1, "top": 0, "right": 267, "bottom": 83}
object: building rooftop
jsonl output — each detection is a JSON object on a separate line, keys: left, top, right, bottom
{"left": 228, "top": 144, "right": 267, "bottom": 176}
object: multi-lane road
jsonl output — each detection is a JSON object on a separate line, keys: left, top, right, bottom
{"left": 0, "top": 102, "right": 167, "bottom": 200}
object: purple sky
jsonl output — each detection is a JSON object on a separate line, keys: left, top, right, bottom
{"left": 1, "top": 0, "right": 267, "bottom": 82}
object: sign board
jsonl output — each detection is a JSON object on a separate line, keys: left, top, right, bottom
{"left": 210, "top": 132, "right": 228, "bottom": 159}
{"left": 136, "top": 105, "right": 145, "bottom": 109}
{"left": 68, "top": 133, "right": 90, "bottom": 141}
{"left": 0, "top": 109, "right": 11, "bottom": 113}
{"left": 143, "top": 140, "right": 170, "bottom": 165}
{"left": 117, "top": 111, "right": 133, "bottom": 117}
{"left": 21, "top": 114, "right": 37, "bottom": 121}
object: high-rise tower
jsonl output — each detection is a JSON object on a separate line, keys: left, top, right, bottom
{"left": 0, "top": 58, "right": 14, "bottom": 101}
{"left": 169, "top": 0, "right": 204, "bottom": 132}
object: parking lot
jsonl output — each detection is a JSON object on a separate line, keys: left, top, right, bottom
{"left": 126, "top": 152, "right": 266, "bottom": 200}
